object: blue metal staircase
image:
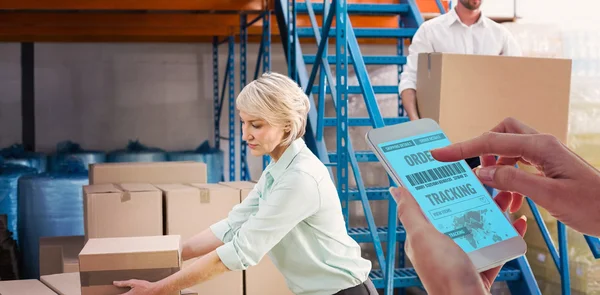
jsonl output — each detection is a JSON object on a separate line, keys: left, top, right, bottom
{"left": 211, "top": 1, "right": 600, "bottom": 294}
{"left": 273, "top": 0, "right": 542, "bottom": 294}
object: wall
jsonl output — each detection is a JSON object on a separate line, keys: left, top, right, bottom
{"left": 0, "top": 42, "right": 394, "bottom": 181}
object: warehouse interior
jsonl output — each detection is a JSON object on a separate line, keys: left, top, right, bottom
{"left": 0, "top": 0, "right": 599, "bottom": 294}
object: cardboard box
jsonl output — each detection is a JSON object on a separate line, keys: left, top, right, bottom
{"left": 39, "top": 235, "right": 85, "bottom": 276}
{"left": 219, "top": 182, "right": 292, "bottom": 295}
{"left": 219, "top": 181, "right": 255, "bottom": 199}
{"left": 0, "top": 279, "right": 57, "bottom": 295}
{"left": 416, "top": 53, "right": 571, "bottom": 144}
{"left": 40, "top": 272, "right": 199, "bottom": 295}
{"left": 159, "top": 183, "right": 243, "bottom": 295}
{"left": 89, "top": 162, "right": 207, "bottom": 185}
{"left": 83, "top": 183, "right": 162, "bottom": 242}
{"left": 78, "top": 235, "right": 181, "bottom": 295}
{"left": 41, "top": 272, "right": 81, "bottom": 295}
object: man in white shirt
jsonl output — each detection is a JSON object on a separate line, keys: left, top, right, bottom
{"left": 399, "top": 0, "right": 522, "bottom": 167}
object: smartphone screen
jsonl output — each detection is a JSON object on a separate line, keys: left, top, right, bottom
{"left": 377, "top": 130, "right": 518, "bottom": 253}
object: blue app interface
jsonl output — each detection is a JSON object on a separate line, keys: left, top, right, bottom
{"left": 378, "top": 131, "right": 518, "bottom": 253}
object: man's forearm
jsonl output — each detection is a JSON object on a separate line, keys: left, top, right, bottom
{"left": 401, "top": 89, "right": 420, "bottom": 120}
{"left": 155, "top": 251, "right": 230, "bottom": 294}
{"left": 181, "top": 228, "right": 224, "bottom": 261}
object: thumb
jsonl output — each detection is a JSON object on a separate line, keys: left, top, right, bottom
{"left": 475, "top": 165, "right": 557, "bottom": 201}
{"left": 113, "top": 280, "right": 133, "bottom": 288}
{"left": 389, "top": 187, "right": 430, "bottom": 231}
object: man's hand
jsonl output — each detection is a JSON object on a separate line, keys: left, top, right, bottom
{"left": 431, "top": 117, "right": 600, "bottom": 236}
{"left": 390, "top": 186, "right": 527, "bottom": 295}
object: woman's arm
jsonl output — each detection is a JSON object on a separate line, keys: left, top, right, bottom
{"left": 115, "top": 250, "right": 229, "bottom": 295}
{"left": 181, "top": 228, "right": 224, "bottom": 261}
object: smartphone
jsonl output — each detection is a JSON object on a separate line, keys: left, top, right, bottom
{"left": 365, "top": 118, "right": 526, "bottom": 272}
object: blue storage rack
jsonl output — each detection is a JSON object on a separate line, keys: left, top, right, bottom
{"left": 211, "top": 1, "right": 600, "bottom": 294}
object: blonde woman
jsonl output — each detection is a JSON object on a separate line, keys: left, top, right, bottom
{"left": 115, "top": 72, "right": 376, "bottom": 295}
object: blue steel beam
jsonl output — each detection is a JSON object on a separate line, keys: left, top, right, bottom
{"left": 346, "top": 19, "right": 395, "bottom": 294}
{"left": 558, "top": 222, "right": 571, "bottom": 295}
{"left": 304, "top": 55, "right": 407, "bottom": 65}
{"left": 297, "top": 3, "right": 409, "bottom": 15}
{"left": 399, "top": 0, "right": 424, "bottom": 28}
{"left": 335, "top": 0, "right": 349, "bottom": 230}
{"left": 311, "top": 85, "right": 398, "bottom": 94}
{"left": 304, "top": 0, "right": 335, "bottom": 97}
{"left": 228, "top": 36, "right": 236, "bottom": 182}
{"left": 526, "top": 198, "right": 561, "bottom": 270}
{"left": 584, "top": 235, "right": 600, "bottom": 258}
{"left": 298, "top": 27, "right": 417, "bottom": 38}
{"left": 240, "top": 14, "right": 249, "bottom": 181}
{"left": 213, "top": 37, "right": 220, "bottom": 150}
{"left": 323, "top": 117, "right": 408, "bottom": 126}
{"left": 263, "top": 8, "right": 272, "bottom": 169}
{"left": 316, "top": 0, "right": 329, "bottom": 141}
{"left": 434, "top": 0, "right": 447, "bottom": 14}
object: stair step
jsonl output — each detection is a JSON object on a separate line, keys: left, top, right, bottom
{"left": 298, "top": 27, "right": 417, "bottom": 38}
{"left": 369, "top": 266, "right": 521, "bottom": 288}
{"left": 349, "top": 226, "right": 406, "bottom": 243}
{"left": 304, "top": 55, "right": 407, "bottom": 65}
{"left": 329, "top": 151, "right": 377, "bottom": 163}
{"left": 323, "top": 117, "right": 408, "bottom": 127}
{"left": 311, "top": 85, "right": 398, "bottom": 95}
{"left": 348, "top": 186, "right": 391, "bottom": 201}
{"left": 296, "top": 3, "right": 410, "bottom": 15}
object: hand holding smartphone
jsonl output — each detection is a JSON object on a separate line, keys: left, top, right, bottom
{"left": 366, "top": 118, "right": 526, "bottom": 272}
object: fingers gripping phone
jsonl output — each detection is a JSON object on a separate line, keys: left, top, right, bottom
{"left": 366, "top": 118, "right": 526, "bottom": 272}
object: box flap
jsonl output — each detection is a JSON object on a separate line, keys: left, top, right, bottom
{"left": 118, "top": 183, "right": 159, "bottom": 192}
{"left": 219, "top": 181, "right": 256, "bottom": 190}
{"left": 0, "top": 279, "right": 57, "bottom": 295}
{"left": 79, "top": 235, "right": 181, "bottom": 272}
{"left": 83, "top": 184, "right": 121, "bottom": 194}
{"left": 40, "top": 272, "right": 81, "bottom": 295}
{"left": 155, "top": 184, "right": 198, "bottom": 193}
{"left": 190, "top": 183, "right": 239, "bottom": 192}
{"left": 90, "top": 162, "right": 207, "bottom": 185}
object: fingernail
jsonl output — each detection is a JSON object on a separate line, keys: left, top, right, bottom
{"left": 476, "top": 167, "right": 496, "bottom": 181}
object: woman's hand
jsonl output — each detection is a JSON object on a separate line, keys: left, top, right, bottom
{"left": 114, "top": 279, "right": 161, "bottom": 295}
{"left": 390, "top": 186, "right": 527, "bottom": 295}
{"left": 431, "top": 117, "right": 600, "bottom": 236}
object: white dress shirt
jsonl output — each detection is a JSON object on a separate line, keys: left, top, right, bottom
{"left": 399, "top": 8, "right": 522, "bottom": 93}
{"left": 210, "top": 138, "right": 372, "bottom": 295}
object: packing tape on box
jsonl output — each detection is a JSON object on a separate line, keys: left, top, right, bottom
{"left": 199, "top": 189, "right": 210, "bottom": 204}
{"left": 114, "top": 184, "right": 132, "bottom": 202}
{"left": 80, "top": 268, "right": 179, "bottom": 286}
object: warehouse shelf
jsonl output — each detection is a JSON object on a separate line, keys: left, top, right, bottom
{"left": 349, "top": 226, "right": 406, "bottom": 243}
{"left": 323, "top": 117, "right": 408, "bottom": 127}
{"left": 369, "top": 266, "right": 522, "bottom": 289}
{"left": 298, "top": 27, "right": 418, "bottom": 38}
{"left": 304, "top": 54, "right": 407, "bottom": 65}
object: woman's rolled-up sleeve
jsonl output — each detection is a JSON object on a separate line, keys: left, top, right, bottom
{"left": 210, "top": 186, "right": 261, "bottom": 243}
{"left": 216, "top": 170, "right": 320, "bottom": 271}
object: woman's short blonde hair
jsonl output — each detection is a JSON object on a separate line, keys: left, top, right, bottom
{"left": 236, "top": 72, "right": 310, "bottom": 146}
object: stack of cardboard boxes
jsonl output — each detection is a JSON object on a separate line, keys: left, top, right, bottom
{"left": 0, "top": 161, "right": 292, "bottom": 295}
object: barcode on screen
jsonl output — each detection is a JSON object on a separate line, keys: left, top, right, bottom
{"left": 406, "top": 162, "right": 466, "bottom": 186}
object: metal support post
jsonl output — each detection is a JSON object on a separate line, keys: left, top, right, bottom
{"left": 240, "top": 14, "right": 250, "bottom": 181}
{"left": 228, "top": 36, "right": 236, "bottom": 181}
{"left": 213, "top": 37, "right": 220, "bottom": 150}
{"left": 262, "top": 8, "right": 272, "bottom": 169}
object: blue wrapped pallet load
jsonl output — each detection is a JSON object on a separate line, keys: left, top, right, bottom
{"left": 49, "top": 141, "right": 106, "bottom": 172}
{"left": 0, "top": 144, "right": 47, "bottom": 173}
{"left": 167, "top": 141, "right": 224, "bottom": 183}
{"left": 108, "top": 140, "right": 167, "bottom": 163}
{"left": 17, "top": 158, "right": 88, "bottom": 279}
{"left": 0, "top": 161, "right": 37, "bottom": 246}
